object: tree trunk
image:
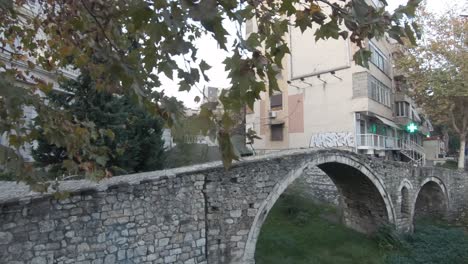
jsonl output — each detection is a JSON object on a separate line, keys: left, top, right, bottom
{"left": 442, "top": 127, "right": 449, "bottom": 154}
{"left": 458, "top": 134, "right": 466, "bottom": 169}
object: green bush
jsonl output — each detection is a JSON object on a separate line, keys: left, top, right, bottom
{"left": 435, "top": 160, "right": 458, "bottom": 170}
{"left": 385, "top": 225, "right": 468, "bottom": 264}
{"left": 374, "top": 225, "right": 405, "bottom": 251}
{"left": 256, "top": 191, "right": 468, "bottom": 264}
{"left": 0, "top": 171, "right": 15, "bottom": 181}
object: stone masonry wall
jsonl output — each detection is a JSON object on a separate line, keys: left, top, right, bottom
{"left": 0, "top": 173, "right": 207, "bottom": 264}
{"left": 414, "top": 181, "right": 447, "bottom": 220}
{"left": 288, "top": 165, "right": 340, "bottom": 206}
{"left": 419, "top": 167, "right": 467, "bottom": 224}
{"left": 203, "top": 151, "right": 410, "bottom": 263}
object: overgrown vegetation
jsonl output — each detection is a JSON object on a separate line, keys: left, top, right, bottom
{"left": 435, "top": 160, "right": 458, "bottom": 170}
{"left": 384, "top": 221, "right": 468, "bottom": 264}
{"left": 0, "top": 171, "right": 15, "bottom": 181}
{"left": 32, "top": 73, "right": 166, "bottom": 179}
{"left": 256, "top": 193, "right": 387, "bottom": 264}
{"left": 256, "top": 192, "right": 468, "bottom": 264}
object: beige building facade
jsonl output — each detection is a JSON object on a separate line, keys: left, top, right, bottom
{"left": 245, "top": 3, "right": 430, "bottom": 164}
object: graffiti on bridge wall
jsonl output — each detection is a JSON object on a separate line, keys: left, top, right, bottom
{"left": 309, "top": 132, "right": 355, "bottom": 148}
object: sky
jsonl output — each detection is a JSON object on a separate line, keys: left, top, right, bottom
{"left": 158, "top": 0, "right": 467, "bottom": 109}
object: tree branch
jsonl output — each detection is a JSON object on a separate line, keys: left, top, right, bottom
{"left": 79, "top": 0, "right": 123, "bottom": 55}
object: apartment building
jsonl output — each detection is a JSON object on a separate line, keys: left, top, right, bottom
{"left": 245, "top": 2, "right": 431, "bottom": 165}
{"left": 0, "top": 3, "right": 79, "bottom": 162}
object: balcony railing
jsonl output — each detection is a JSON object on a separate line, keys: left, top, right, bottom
{"left": 357, "top": 134, "right": 399, "bottom": 149}
{"left": 357, "top": 134, "right": 424, "bottom": 151}
{"left": 400, "top": 140, "right": 426, "bottom": 165}
{"left": 356, "top": 133, "right": 426, "bottom": 165}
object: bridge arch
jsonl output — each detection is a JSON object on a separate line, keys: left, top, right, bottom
{"left": 412, "top": 177, "right": 449, "bottom": 223}
{"left": 242, "top": 152, "right": 396, "bottom": 263}
{"left": 398, "top": 179, "right": 414, "bottom": 219}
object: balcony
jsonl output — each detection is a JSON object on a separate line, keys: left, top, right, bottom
{"left": 356, "top": 133, "right": 426, "bottom": 165}
{"left": 357, "top": 134, "right": 399, "bottom": 150}
{"left": 352, "top": 72, "right": 394, "bottom": 120}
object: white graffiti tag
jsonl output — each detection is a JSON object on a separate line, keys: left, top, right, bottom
{"left": 309, "top": 132, "right": 355, "bottom": 148}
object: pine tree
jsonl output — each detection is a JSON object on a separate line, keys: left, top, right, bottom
{"left": 33, "top": 73, "right": 166, "bottom": 176}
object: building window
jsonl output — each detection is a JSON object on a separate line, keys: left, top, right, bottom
{"left": 368, "top": 76, "right": 391, "bottom": 107}
{"left": 270, "top": 93, "right": 282, "bottom": 109}
{"left": 270, "top": 124, "right": 283, "bottom": 141}
{"left": 369, "top": 42, "right": 389, "bottom": 75}
{"left": 396, "top": 101, "right": 410, "bottom": 117}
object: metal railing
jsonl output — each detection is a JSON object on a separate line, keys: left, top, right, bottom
{"left": 401, "top": 139, "right": 425, "bottom": 154}
{"left": 356, "top": 134, "right": 399, "bottom": 149}
{"left": 400, "top": 140, "right": 426, "bottom": 166}
{"left": 356, "top": 133, "right": 426, "bottom": 165}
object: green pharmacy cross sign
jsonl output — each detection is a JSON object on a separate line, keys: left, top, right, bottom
{"left": 406, "top": 122, "right": 418, "bottom": 133}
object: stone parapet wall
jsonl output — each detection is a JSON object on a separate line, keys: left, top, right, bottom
{"left": 0, "top": 173, "right": 207, "bottom": 264}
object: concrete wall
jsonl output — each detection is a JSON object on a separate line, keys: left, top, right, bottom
{"left": 423, "top": 139, "right": 443, "bottom": 160}
{"left": 0, "top": 149, "right": 466, "bottom": 264}
{"left": 246, "top": 26, "right": 398, "bottom": 151}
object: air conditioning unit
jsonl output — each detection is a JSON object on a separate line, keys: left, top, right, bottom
{"left": 268, "top": 111, "right": 277, "bottom": 118}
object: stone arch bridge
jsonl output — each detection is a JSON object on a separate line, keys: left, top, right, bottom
{"left": 0, "top": 149, "right": 466, "bottom": 264}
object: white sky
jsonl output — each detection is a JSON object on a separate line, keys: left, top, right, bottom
{"left": 158, "top": 0, "right": 467, "bottom": 109}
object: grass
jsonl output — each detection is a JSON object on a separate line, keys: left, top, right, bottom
{"left": 255, "top": 192, "right": 468, "bottom": 264}
{"left": 255, "top": 193, "right": 388, "bottom": 264}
